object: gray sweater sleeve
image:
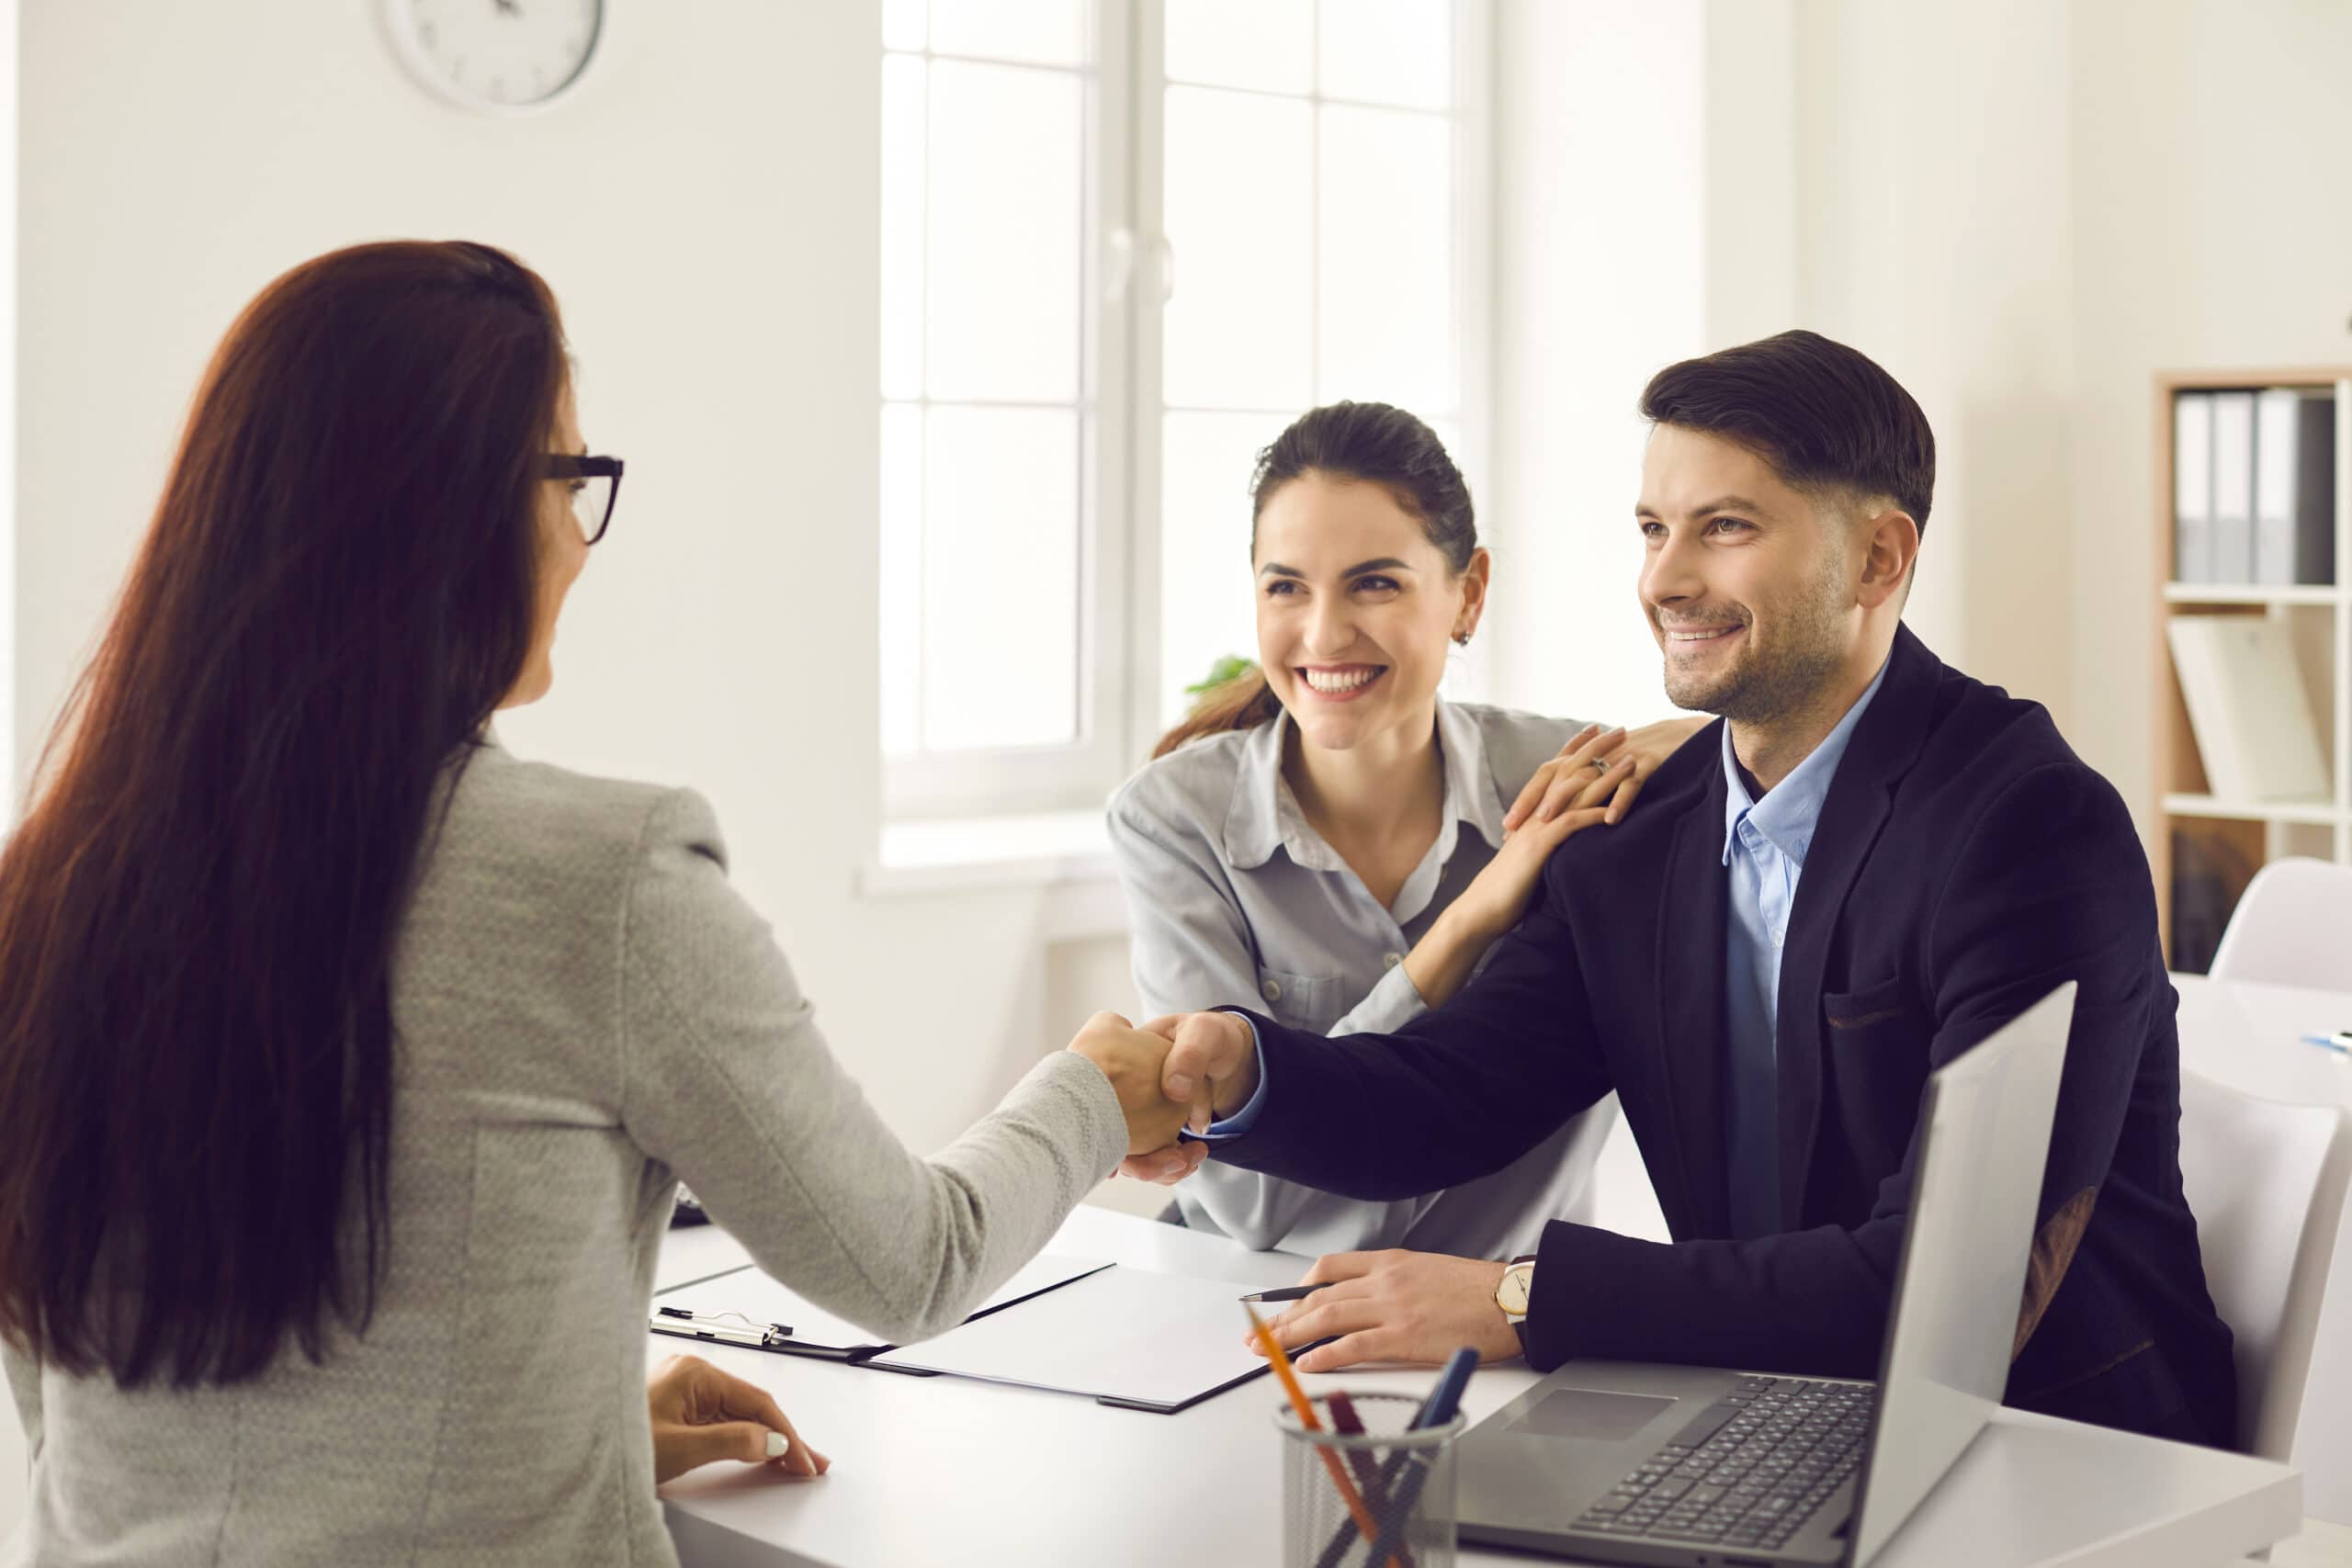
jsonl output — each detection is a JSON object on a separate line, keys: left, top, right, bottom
{"left": 616, "top": 790, "right": 1128, "bottom": 1345}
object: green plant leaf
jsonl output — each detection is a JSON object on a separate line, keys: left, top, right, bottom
{"left": 1184, "top": 654, "right": 1259, "bottom": 698}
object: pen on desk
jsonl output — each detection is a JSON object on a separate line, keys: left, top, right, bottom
{"left": 1239, "top": 1281, "right": 1331, "bottom": 1304}
{"left": 2300, "top": 1032, "right": 2352, "bottom": 1056}
{"left": 1243, "top": 1303, "right": 1396, "bottom": 1568}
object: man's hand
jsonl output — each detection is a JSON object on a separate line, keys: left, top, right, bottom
{"left": 1065, "top": 1010, "right": 1191, "bottom": 1156}
{"left": 1247, "top": 1250, "right": 1521, "bottom": 1372}
{"left": 648, "top": 1353, "right": 829, "bottom": 1485}
{"left": 1114, "top": 1010, "right": 1261, "bottom": 1184}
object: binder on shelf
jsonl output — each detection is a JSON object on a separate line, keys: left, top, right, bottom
{"left": 2209, "top": 390, "right": 2257, "bottom": 584}
{"left": 2253, "top": 388, "right": 2337, "bottom": 587}
{"left": 2173, "top": 391, "right": 2214, "bottom": 583}
{"left": 2165, "top": 615, "right": 2330, "bottom": 803}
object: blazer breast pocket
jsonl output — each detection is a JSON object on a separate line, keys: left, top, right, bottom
{"left": 1255, "top": 967, "right": 1346, "bottom": 1032}
{"left": 1822, "top": 977, "right": 1931, "bottom": 1180}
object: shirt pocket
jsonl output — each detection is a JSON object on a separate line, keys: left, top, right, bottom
{"left": 1255, "top": 967, "right": 1348, "bottom": 1032}
{"left": 1822, "top": 977, "right": 1932, "bottom": 1182}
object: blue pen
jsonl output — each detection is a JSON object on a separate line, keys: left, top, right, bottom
{"left": 1358, "top": 1349, "right": 1479, "bottom": 1567}
{"left": 2301, "top": 1032, "right": 2352, "bottom": 1056}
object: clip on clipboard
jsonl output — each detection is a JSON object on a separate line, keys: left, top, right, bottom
{"left": 650, "top": 1254, "right": 1115, "bottom": 1363}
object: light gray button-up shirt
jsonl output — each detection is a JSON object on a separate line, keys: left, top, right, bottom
{"left": 1106, "top": 698, "right": 1622, "bottom": 1260}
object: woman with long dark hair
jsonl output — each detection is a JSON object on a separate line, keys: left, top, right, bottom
{"left": 1109, "top": 401, "right": 1704, "bottom": 1258}
{"left": 0, "top": 241, "right": 1180, "bottom": 1565}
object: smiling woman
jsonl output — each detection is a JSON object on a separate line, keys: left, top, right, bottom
{"left": 1108, "top": 402, "right": 1707, "bottom": 1260}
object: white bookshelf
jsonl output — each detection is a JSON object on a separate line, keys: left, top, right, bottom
{"left": 2153, "top": 368, "right": 2352, "bottom": 969}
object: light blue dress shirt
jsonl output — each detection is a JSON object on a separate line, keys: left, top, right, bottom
{"left": 1719, "top": 658, "right": 1889, "bottom": 1238}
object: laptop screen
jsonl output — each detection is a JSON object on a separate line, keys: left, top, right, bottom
{"left": 1845, "top": 982, "right": 2075, "bottom": 1565}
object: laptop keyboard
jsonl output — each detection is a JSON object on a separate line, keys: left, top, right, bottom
{"left": 1572, "top": 1376, "right": 1871, "bottom": 1552}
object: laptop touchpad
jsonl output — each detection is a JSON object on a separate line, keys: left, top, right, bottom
{"left": 1508, "top": 1389, "right": 1678, "bottom": 1442}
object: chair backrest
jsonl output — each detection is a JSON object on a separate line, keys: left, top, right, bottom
{"left": 2176, "top": 1070, "right": 2352, "bottom": 1461}
{"left": 2209, "top": 857, "right": 2352, "bottom": 989}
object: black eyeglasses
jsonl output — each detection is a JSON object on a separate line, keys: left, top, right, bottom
{"left": 545, "top": 454, "right": 625, "bottom": 545}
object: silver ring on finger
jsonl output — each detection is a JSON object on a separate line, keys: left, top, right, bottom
{"left": 1589, "top": 755, "right": 1611, "bottom": 772}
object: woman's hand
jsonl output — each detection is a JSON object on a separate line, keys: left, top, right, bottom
{"left": 648, "top": 1353, "right": 829, "bottom": 1485}
{"left": 1501, "top": 716, "right": 1712, "bottom": 836}
{"left": 1418, "top": 724, "right": 1631, "bottom": 981}
{"left": 1067, "top": 1010, "right": 1193, "bottom": 1157}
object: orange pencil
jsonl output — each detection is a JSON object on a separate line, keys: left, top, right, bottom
{"left": 1245, "top": 1303, "right": 1396, "bottom": 1568}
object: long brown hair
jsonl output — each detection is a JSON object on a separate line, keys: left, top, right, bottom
{"left": 0, "top": 241, "right": 565, "bottom": 1387}
{"left": 1151, "top": 400, "right": 1477, "bottom": 759}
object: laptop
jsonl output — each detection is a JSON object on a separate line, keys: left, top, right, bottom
{"left": 1455, "top": 981, "right": 2077, "bottom": 1567}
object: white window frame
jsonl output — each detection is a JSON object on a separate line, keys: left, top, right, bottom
{"left": 883, "top": 0, "right": 1493, "bottom": 823}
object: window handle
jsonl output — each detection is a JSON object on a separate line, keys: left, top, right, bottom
{"left": 1152, "top": 233, "right": 1177, "bottom": 304}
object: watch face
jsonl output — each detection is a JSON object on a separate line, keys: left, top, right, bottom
{"left": 391, "top": 0, "right": 604, "bottom": 112}
{"left": 1497, "top": 1263, "right": 1534, "bottom": 1316}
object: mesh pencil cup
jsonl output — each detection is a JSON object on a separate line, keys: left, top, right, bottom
{"left": 1275, "top": 1392, "right": 1466, "bottom": 1568}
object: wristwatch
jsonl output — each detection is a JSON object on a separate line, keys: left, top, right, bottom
{"left": 1494, "top": 1256, "right": 1537, "bottom": 1352}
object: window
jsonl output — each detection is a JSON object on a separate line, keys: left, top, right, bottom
{"left": 881, "top": 0, "right": 1487, "bottom": 818}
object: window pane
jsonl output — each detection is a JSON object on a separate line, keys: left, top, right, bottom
{"left": 921, "top": 407, "right": 1081, "bottom": 750}
{"left": 1317, "top": 0, "right": 1450, "bottom": 108}
{"left": 879, "top": 402, "right": 923, "bottom": 757}
{"left": 1162, "top": 86, "right": 1312, "bottom": 411}
{"left": 1165, "top": 0, "right": 1311, "bottom": 94}
{"left": 928, "top": 0, "right": 1086, "bottom": 67}
{"left": 881, "top": 0, "right": 925, "bottom": 52}
{"left": 1317, "top": 105, "right": 1452, "bottom": 410}
{"left": 879, "top": 56, "right": 925, "bottom": 400}
{"left": 926, "top": 61, "right": 1082, "bottom": 403}
{"left": 1160, "top": 410, "right": 1294, "bottom": 728}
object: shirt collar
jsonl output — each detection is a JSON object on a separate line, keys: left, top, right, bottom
{"left": 1719, "top": 655, "right": 1893, "bottom": 868}
{"left": 1223, "top": 697, "right": 1500, "bottom": 872}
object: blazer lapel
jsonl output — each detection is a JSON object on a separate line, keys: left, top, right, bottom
{"left": 1655, "top": 764, "right": 1734, "bottom": 1238}
{"left": 1773, "top": 626, "right": 1942, "bottom": 1224}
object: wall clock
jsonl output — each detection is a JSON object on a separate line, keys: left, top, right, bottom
{"left": 385, "top": 0, "right": 605, "bottom": 116}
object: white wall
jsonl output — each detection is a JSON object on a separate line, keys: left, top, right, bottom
{"left": 11, "top": 6, "right": 1117, "bottom": 1158}
{"left": 2066, "top": 0, "right": 2352, "bottom": 827}
{"left": 1486, "top": 0, "right": 1709, "bottom": 725}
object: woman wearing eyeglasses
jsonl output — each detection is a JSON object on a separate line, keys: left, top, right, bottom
{"left": 0, "top": 241, "right": 1182, "bottom": 1567}
{"left": 1108, "top": 402, "right": 1704, "bottom": 1259}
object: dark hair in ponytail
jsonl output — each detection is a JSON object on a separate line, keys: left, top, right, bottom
{"left": 1151, "top": 400, "right": 1476, "bottom": 760}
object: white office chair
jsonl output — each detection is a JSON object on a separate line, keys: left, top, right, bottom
{"left": 2208, "top": 857, "right": 2352, "bottom": 990}
{"left": 2177, "top": 1071, "right": 2352, "bottom": 1490}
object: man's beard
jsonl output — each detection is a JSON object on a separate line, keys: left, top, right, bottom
{"left": 1662, "top": 560, "right": 1849, "bottom": 723}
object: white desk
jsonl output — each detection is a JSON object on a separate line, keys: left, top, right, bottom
{"left": 653, "top": 1209, "right": 2301, "bottom": 1568}
{"left": 2172, "top": 973, "right": 2352, "bottom": 1111}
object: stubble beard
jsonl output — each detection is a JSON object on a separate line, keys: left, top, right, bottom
{"left": 1661, "top": 556, "right": 1849, "bottom": 724}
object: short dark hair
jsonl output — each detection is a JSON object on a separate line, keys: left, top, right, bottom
{"left": 1638, "top": 329, "right": 1935, "bottom": 533}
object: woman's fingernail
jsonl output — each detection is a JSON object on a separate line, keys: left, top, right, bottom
{"left": 766, "top": 1431, "right": 790, "bottom": 1459}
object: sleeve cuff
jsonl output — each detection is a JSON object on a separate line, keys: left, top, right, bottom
{"left": 1179, "top": 1010, "right": 1269, "bottom": 1142}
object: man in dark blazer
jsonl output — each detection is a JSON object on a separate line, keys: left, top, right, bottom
{"left": 1125, "top": 330, "right": 2235, "bottom": 1445}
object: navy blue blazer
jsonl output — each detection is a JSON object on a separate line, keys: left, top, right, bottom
{"left": 1212, "top": 626, "right": 2236, "bottom": 1445}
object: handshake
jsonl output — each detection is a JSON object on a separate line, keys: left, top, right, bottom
{"left": 1065, "top": 1010, "right": 1265, "bottom": 1186}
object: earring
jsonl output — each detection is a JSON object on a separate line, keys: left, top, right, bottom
{"left": 1453, "top": 629, "right": 1472, "bottom": 647}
